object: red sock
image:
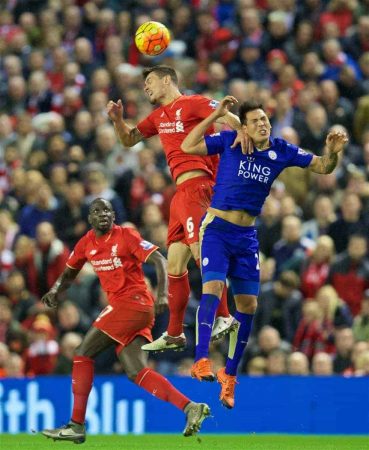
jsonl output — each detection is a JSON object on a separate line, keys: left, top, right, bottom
{"left": 215, "top": 285, "right": 230, "bottom": 318}
{"left": 71, "top": 356, "right": 94, "bottom": 424}
{"left": 167, "top": 272, "right": 190, "bottom": 336}
{"left": 135, "top": 368, "right": 189, "bottom": 411}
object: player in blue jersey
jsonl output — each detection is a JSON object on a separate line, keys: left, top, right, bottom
{"left": 181, "top": 96, "right": 347, "bottom": 409}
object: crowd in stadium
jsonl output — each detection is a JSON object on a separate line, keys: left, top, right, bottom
{"left": 0, "top": 0, "right": 369, "bottom": 379}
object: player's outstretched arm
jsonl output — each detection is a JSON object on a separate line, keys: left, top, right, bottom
{"left": 41, "top": 266, "right": 80, "bottom": 309}
{"left": 308, "top": 130, "right": 348, "bottom": 174}
{"left": 147, "top": 250, "right": 168, "bottom": 315}
{"left": 182, "top": 95, "right": 237, "bottom": 155}
{"left": 106, "top": 99, "right": 144, "bottom": 147}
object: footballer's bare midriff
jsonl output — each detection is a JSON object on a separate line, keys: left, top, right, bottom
{"left": 176, "top": 169, "right": 210, "bottom": 184}
{"left": 208, "top": 207, "right": 256, "bottom": 227}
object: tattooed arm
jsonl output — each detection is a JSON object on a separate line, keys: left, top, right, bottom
{"left": 309, "top": 130, "right": 348, "bottom": 174}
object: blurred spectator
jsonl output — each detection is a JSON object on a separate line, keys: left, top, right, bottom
{"left": 272, "top": 215, "right": 314, "bottom": 277}
{"left": 244, "top": 326, "right": 291, "bottom": 370}
{"left": 265, "top": 349, "right": 288, "bottom": 375}
{"left": 66, "top": 266, "right": 101, "bottom": 319}
{"left": 26, "top": 70, "right": 53, "bottom": 115}
{"left": 56, "top": 300, "right": 91, "bottom": 338}
{"left": 284, "top": 20, "right": 316, "bottom": 67}
{"left": 227, "top": 38, "right": 268, "bottom": 82}
{"left": 0, "top": 341, "right": 9, "bottom": 377}
{"left": 293, "top": 301, "right": 325, "bottom": 360}
{"left": 299, "top": 104, "right": 329, "bottom": 155}
{"left": 53, "top": 332, "right": 83, "bottom": 375}
{"left": 300, "top": 235, "right": 335, "bottom": 298}
{"left": 53, "top": 180, "right": 89, "bottom": 249}
{"left": 328, "top": 192, "right": 367, "bottom": 253}
{"left": 316, "top": 285, "right": 353, "bottom": 354}
{"left": 354, "top": 350, "right": 369, "bottom": 376}
{"left": 311, "top": 352, "right": 334, "bottom": 375}
{"left": 353, "top": 291, "right": 369, "bottom": 341}
{"left": 24, "top": 313, "right": 58, "bottom": 375}
{"left": 84, "top": 164, "right": 127, "bottom": 224}
{"left": 348, "top": 340, "right": 369, "bottom": 376}
{"left": 272, "top": 64, "right": 304, "bottom": 105}
{"left": 278, "top": 127, "right": 312, "bottom": 206}
{"left": 4, "top": 352, "right": 25, "bottom": 378}
{"left": 321, "top": 38, "right": 361, "bottom": 82}
{"left": 287, "top": 351, "right": 310, "bottom": 375}
{"left": 328, "top": 234, "right": 369, "bottom": 316}
{"left": 70, "top": 110, "right": 95, "bottom": 152}
{"left": 257, "top": 196, "right": 281, "bottom": 258}
{"left": 270, "top": 91, "right": 294, "bottom": 138}
{"left": 246, "top": 356, "right": 267, "bottom": 376}
{"left": 333, "top": 327, "right": 355, "bottom": 374}
{"left": 319, "top": 79, "right": 354, "bottom": 131}
{"left": 302, "top": 196, "right": 336, "bottom": 242}
{"left": 3, "top": 269, "right": 37, "bottom": 323}
{"left": 262, "top": 10, "right": 290, "bottom": 55}
{"left": 0, "top": 229, "right": 14, "bottom": 288}
{"left": 18, "top": 181, "right": 58, "bottom": 237}
{"left": 21, "top": 221, "right": 70, "bottom": 298}
{"left": 253, "top": 271, "right": 302, "bottom": 342}
{"left": 343, "top": 15, "right": 369, "bottom": 61}
{"left": 0, "top": 209, "right": 19, "bottom": 250}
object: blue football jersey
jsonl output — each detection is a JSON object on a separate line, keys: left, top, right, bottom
{"left": 204, "top": 131, "right": 313, "bottom": 216}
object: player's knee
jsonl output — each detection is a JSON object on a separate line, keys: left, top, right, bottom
{"left": 203, "top": 280, "right": 224, "bottom": 298}
{"left": 125, "top": 364, "right": 144, "bottom": 381}
{"left": 74, "top": 346, "right": 90, "bottom": 358}
{"left": 235, "top": 295, "right": 258, "bottom": 314}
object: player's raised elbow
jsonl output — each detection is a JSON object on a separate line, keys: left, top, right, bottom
{"left": 181, "top": 141, "right": 194, "bottom": 154}
{"left": 181, "top": 141, "right": 206, "bottom": 155}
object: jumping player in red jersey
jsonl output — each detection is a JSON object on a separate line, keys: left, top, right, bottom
{"left": 107, "top": 65, "right": 246, "bottom": 352}
{"left": 41, "top": 198, "right": 210, "bottom": 443}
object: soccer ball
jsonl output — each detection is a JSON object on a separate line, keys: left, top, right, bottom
{"left": 135, "top": 21, "right": 170, "bottom": 56}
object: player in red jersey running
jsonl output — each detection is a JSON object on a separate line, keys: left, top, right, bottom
{"left": 41, "top": 198, "right": 210, "bottom": 443}
{"left": 107, "top": 65, "right": 245, "bottom": 352}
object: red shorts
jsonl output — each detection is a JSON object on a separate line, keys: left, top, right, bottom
{"left": 93, "top": 301, "right": 154, "bottom": 354}
{"left": 167, "top": 176, "right": 214, "bottom": 247}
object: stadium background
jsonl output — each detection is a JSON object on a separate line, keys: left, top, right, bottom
{"left": 1, "top": 0, "right": 369, "bottom": 442}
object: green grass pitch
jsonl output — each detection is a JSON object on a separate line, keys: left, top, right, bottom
{"left": 1, "top": 434, "right": 368, "bottom": 450}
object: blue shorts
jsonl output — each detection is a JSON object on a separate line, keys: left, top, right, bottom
{"left": 200, "top": 213, "right": 260, "bottom": 296}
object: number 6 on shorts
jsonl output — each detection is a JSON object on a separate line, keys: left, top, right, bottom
{"left": 186, "top": 216, "right": 194, "bottom": 239}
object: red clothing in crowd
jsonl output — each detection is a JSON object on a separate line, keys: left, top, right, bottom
{"left": 293, "top": 319, "right": 326, "bottom": 360}
{"left": 300, "top": 260, "right": 330, "bottom": 298}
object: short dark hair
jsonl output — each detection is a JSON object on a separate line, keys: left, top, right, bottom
{"left": 89, "top": 198, "right": 113, "bottom": 213}
{"left": 238, "top": 100, "right": 264, "bottom": 124}
{"left": 142, "top": 65, "right": 178, "bottom": 85}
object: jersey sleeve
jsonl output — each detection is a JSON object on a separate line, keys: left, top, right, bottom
{"left": 67, "top": 236, "right": 87, "bottom": 270}
{"left": 205, "top": 132, "right": 226, "bottom": 155}
{"left": 284, "top": 140, "right": 314, "bottom": 168}
{"left": 124, "top": 227, "right": 159, "bottom": 263}
{"left": 136, "top": 114, "right": 158, "bottom": 138}
{"left": 192, "top": 96, "right": 219, "bottom": 119}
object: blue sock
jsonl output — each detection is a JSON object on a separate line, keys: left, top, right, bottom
{"left": 225, "top": 311, "right": 254, "bottom": 376}
{"left": 195, "top": 294, "right": 220, "bottom": 361}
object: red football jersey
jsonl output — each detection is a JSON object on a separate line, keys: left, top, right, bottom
{"left": 137, "top": 94, "right": 220, "bottom": 182}
{"left": 67, "top": 225, "right": 158, "bottom": 309}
